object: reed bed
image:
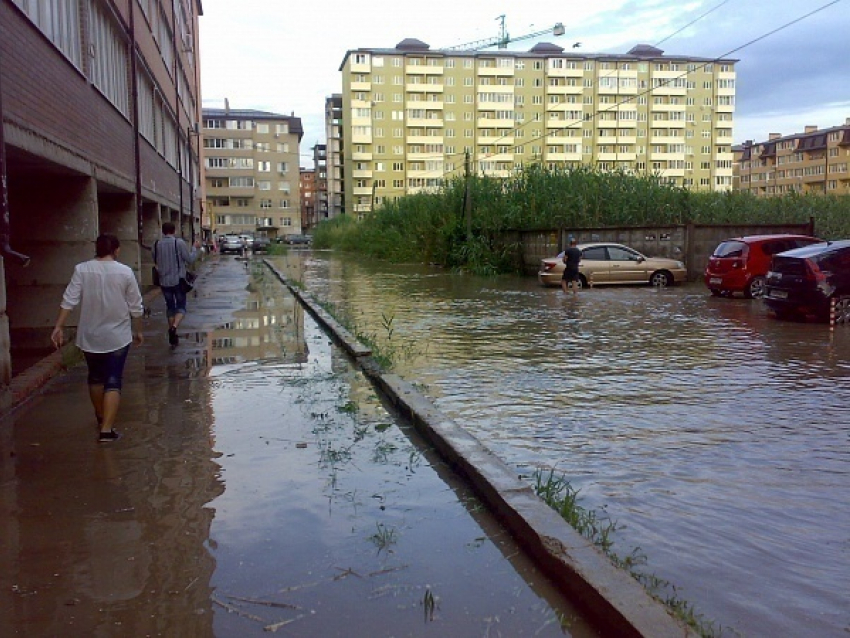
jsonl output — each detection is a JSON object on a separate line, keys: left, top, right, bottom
{"left": 313, "top": 165, "right": 850, "bottom": 274}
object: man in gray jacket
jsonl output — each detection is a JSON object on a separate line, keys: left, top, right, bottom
{"left": 153, "top": 222, "right": 201, "bottom": 346}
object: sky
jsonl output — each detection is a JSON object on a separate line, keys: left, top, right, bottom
{"left": 199, "top": 0, "right": 850, "bottom": 168}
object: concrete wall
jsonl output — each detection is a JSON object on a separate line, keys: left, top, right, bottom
{"left": 517, "top": 222, "right": 814, "bottom": 280}
{"left": 5, "top": 176, "right": 99, "bottom": 348}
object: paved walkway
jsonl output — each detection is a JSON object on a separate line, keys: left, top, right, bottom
{"left": 0, "top": 256, "right": 606, "bottom": 637}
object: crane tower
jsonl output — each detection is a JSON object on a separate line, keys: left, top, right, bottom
{"left": 443, "top": 15, "right": 565, "bottom": 51}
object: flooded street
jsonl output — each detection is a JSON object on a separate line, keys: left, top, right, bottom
{"left": 205, "top": 262, "right": 595, "bottom": 636}
{"left": 1, "top": 256, "right": 597, "bottom": 637}
{"left": 275, "top": 250, "right": 850, "bottom": 637}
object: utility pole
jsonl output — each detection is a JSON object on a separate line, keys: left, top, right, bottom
{"left": 464, "top": 151, "right": 472, "bottom": 239}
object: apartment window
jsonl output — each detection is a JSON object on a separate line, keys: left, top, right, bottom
{"left": 277, "top": 162, "right": 288, "bottom": 173}
{"left": 231, "top": 177, "right": 255, "bottom": 188}
{"left": 279, "top": 200, "right": 290, "bottom": 208}
{"left": 354, "top": 53, "right": 369, "bottom": 65}
{"left": 278, "top": 181, "right": 291, "bottom": 193}
{"left": 88, "top": 1, "right": 130, "bottom": 116}
{"left": 14, "top": 0, "right": 83, "bottom": 67}
{"left": 258, "top": 180, "right": 271, "bottom": 190}
{"left": 259, "top": 199, "right": 273, "bottom": 209}
{"left": 257, "top": 161, "right": 271, "bottom": 172}
{"left": 275, "top": 123, "right": 289, "bottom": 135}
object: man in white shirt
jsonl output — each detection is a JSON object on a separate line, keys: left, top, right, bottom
{"left": 51, "top": 234, "right": 144, "bottom": 442}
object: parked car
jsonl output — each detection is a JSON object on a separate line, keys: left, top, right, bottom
{"left": 252, "top": 236, "right": 271, "bottom": 253}
{"left": 704, "top": 234, "right": 822, "bottom": 298}
{"left": 763, "top": 239, "right": 850, "bottom": 322}
{"left": 220, "top": 235, "right": 244, "bottom": 255}
{"left": 538, "top": 242, "right": 687, "bottom": 288}
{"left": 282, "top": 234, "right": 312, "bottom": 246}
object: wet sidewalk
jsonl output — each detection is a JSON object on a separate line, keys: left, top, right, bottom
{"left": 0, "top": 256, "right": 600, "bottom": 637}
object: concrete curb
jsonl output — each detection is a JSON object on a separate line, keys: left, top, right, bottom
{"left": 263, "top": 259, "right": 695, "bottom": 637}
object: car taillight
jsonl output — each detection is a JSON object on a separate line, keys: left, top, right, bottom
{"left": 542, "top": 262, "right": 555, "bottom": 272}
{"left": 805, "top": 259, "right": 827, "bottom": 282}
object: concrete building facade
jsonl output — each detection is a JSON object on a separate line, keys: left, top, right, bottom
{"left": 1, "top": 0, "right": 203, "bottom": 405}
{"left": 202, "top": 108, "right": 303, "bottom": 240}
{"left": 735, "top": 119, "right": 850, "bottom": 196}
{"left": 339, "top": 39, "right": 737, "bottom": 215}
{"left": 299, "top": 168, "right": 316, "bottom": 231}
{"left": 312, "top": 143, "right": 328, "bottom": 229}
{"left": 324, "top": 94, "right": 344, "bottom": 218}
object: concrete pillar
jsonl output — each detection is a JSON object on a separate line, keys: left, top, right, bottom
{"left": 6, "top": 175, "right": 98, "bottom": 347}
{"left": 99, "top": 193, "right": 139, "bottom": 276}
{"left": 142, "top": 201, "right": 161, "bottom": 288}
{"left": 0, "top": 258, "right": 10, "bottom": 387}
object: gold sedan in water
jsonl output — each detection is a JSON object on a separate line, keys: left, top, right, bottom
{"left": 538, "top": 242, "right": 687, "bottom": 288}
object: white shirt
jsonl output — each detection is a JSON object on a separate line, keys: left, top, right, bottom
{"left": 60, "top": 258, "right": 144, "bottom": 353}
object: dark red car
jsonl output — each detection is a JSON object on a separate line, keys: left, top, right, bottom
{"left": 704, "top": 234, "right": 821, "bottom": 298}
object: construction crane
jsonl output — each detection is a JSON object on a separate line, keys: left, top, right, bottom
{"left": 443, "top": 15, "right": 566, "bottom": 51}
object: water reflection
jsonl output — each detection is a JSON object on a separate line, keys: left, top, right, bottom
{"left": 205, "top": 260, "right": 597, "bottom": 636}
{"left": 278, "top": 251, "right": 850, "bottom": 637}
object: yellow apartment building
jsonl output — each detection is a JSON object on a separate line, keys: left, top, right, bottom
{"left": 735, "top": 120, "right": 850, "bottom": 196}
{"left": 339, "top": 39, "right": 737, "bottom": 215}
{"left": 202, "top": 108, "right": 303, "bottom": 239}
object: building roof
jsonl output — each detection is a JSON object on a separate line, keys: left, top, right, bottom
{"left": 202, "top": 108, "right": 304, "bottom": 140}
{"left": 339, "top": 39, "right": 738, "bottom": 70}
{"left": 743, "top": 121, "right": 850, "bottom": 151}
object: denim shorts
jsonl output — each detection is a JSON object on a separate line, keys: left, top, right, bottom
{"left": 161, "top": 284, "right": 187, "bottom": 317}
{"left": 84, "top": 344, "right": 131, "bottom": 392}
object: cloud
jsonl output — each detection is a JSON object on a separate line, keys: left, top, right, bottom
{"left": 199, "top": 0, "right": 850, "bottom": 163}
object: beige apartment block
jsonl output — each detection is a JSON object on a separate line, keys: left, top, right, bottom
{"left": 338, "top": 39, "right": 737, "bottom": 215}
{"left": 325, "top": 94, "right": 345, "bottom": 218}
{"left": 202, "top": 108, "right": 303, "bottom": 240}
{"left": 735, "top": 120, "right": 850, "bottom": 196}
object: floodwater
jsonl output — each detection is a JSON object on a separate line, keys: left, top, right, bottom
{"left": 205, "top": 262, "right": 597, "bottom": 636}
{"left": 269, "top": 250, "right": 850, "bottom": 637}
{"left": 0, "top": 256, "right": 598, "bottom": 637}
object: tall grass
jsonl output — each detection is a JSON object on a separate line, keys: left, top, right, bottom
{"left": 313, "top": 165, "right": 850, "bottom": 273}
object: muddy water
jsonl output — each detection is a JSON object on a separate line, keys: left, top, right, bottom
{"left": 273, "top": 251, "right": 850, "bottom": 637}
{"left": 0, "top": 256, "right": 596, "bottom": 637}
{"left": 205, "top": 262, "right": 597, "bottom": 636}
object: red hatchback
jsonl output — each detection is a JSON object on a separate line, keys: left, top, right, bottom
{"left": 704, "top": 234, "right": 821, "bottom": 298}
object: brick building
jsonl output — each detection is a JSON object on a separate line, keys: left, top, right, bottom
{"left": 735, "top": 119, "right": 850, "bottom": 196}
{"left": 1, "top": 0, "right": 203, "bottom": 406}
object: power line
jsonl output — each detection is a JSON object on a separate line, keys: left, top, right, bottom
{"left": 356, "top": 0, "right": 845, "bottom": 190}
{"left": 654, "top": 0, "right": 734, "bottom": 47}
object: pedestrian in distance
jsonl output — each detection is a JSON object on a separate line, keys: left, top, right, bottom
{"left": 51, "top": 234, "right": 144, "bottom": 442}
{"left": 152, "top": 222, "right": 201, "bottom": 347}
{"left": 561, "top": 237, "right": 582, "bottom": 297}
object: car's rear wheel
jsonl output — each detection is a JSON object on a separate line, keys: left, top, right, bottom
{"left": 650, "top": 270, "right": 672, "bottom": 287}
{"left": 744, "top": 276, "right": 766, "bottom": 299}
{"left": 832, "top": 295, "right": 850, "bottom": 324}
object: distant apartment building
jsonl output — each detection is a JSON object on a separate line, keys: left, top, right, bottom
{"left": 1, "top": 0, "right": 203, "bottom": 401}
{"left": 735, "top": 119, "right": 850, "bottom": 196}
{"left": 325, "top": 94, "right": 345, "bottom": 217}
{"left": 338, "top": 39, "right": 737, "bottom": 215}
{"left": 299, "top": 168, "right": 316, "bottom": 229}
{"left": 202, "top": 108, "right": 303, "bottom": 239}
{"left": 312, "top": 144, "right": 329, "bottom": 227}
